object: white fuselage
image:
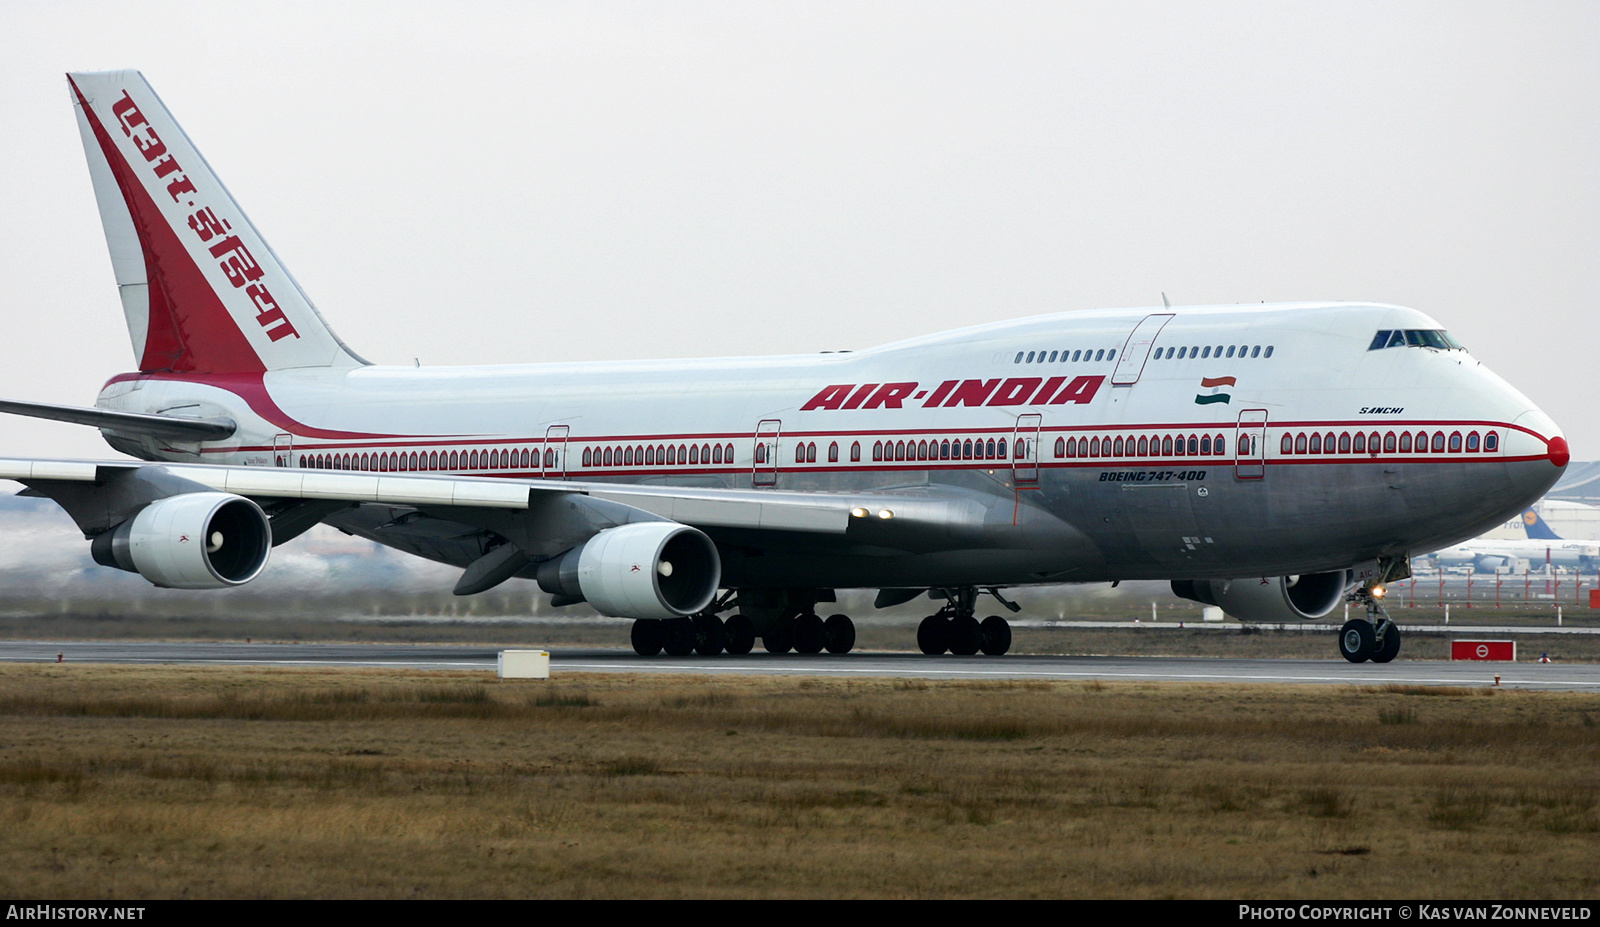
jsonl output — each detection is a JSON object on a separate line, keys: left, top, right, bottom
{"left": 93, "top": 301, "right": 1566, "bottom": 586}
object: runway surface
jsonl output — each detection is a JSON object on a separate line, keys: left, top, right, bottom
{"left": 3, "top": 640, "right": 1598, "bottom": 690}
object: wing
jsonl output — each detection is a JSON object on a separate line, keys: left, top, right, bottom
{"left": 0, "top": 456, "right": 1012, "bottom": 616}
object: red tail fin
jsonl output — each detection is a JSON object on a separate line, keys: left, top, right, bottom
{"left": 69, "top": 70, "right": 365, "bottom": 374}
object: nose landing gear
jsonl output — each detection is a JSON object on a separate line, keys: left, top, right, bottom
{"left": 1339, "top": 587, "right": 1401, "bottom": 664}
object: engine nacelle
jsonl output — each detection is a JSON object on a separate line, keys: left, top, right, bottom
{"left": 1473, "top": 555, "right": 1512, "bottom": 573}
{"left": 537, "top": 522, "right": 720, "bottom": 619}
{"left": 1172, "top": 570, "right": 1350, "bottom": 622}
{"left": 91, "top": 492, "right": 272, "bottom": 589}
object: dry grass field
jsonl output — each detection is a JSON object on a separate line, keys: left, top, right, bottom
{"left": 0, "top": 665, "right": 1596, "bottom": 899}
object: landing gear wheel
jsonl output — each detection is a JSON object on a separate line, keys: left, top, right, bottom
{"left": 724, "top": 615, "right": 756, "bottom": 655}
{"left": 823, "top": 614, "right": 856, "bottom": 654}
{"left": 1370, "top": 621, "right": 1401, "bottom": 663}
{"left": 979, "top": 615, "right": 1011, "bottom": 656}
{"left": 1338, "top": 619, "right": 1375, "bottom": 664}
{"left": 794, "top": 612, "right": 826, "bottom": 654}
{"left": 762, "top": 618, "right": 794, "bottom": 654}
{"left": 662, "top": 618, "right": 697, "bottom": 657}
{"left": 917, "top": 615, "right": 949, "bottom": 655}
{"left": 630, "top": 620, "right": 663, "bottom": 657}
{"left": 948, "top": 615, "right": 982, "bottom": 656}
{"left": 692, "top": 614, "right": 726, "bottom": 656}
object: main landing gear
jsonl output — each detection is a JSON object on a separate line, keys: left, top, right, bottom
{"left": 916, "top": 587, "right": 1015, "bottom": 656}
{"left": 1338, "top": 586, "right": 1401, "bottom": 664}
{"left": 630, "top": 592, "right": 857, "bottom": 657}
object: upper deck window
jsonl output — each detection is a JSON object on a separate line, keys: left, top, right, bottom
{"left": 1369, "top": 329, "right": 1465, "bottom": 351}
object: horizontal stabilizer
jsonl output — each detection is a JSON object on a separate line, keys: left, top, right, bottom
{"left": 0, "top": 398, "right": 235, "bottom": 442}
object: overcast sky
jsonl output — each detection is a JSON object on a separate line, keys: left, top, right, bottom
{"left": 1, "top": 1, "right": 1596, "bottom": 461}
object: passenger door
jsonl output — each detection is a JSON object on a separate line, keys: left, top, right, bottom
{"left": 272, "top": 433, "right": 293, "bottom": 467}
{"left": 542, "top": 424, "right": 569, "bottom": 479}
{"left": 753, "top": 419, "right": 781, "bottom": 487}
{"left": 1110, "top": 313, "right": 1175, "bottom": 386}
{"left": 1013, "top": 413, "right": 1041, "bottom": 483}
{"left": 1235, "top": 409, "right": 1266, "bottom": 480}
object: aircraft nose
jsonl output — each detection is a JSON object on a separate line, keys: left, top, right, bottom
{"left": 1514, "top": 409, "right": 1568, "bottom": 468}
{"left": 1504, "top": 409, "right": 1567, "bottom": 505}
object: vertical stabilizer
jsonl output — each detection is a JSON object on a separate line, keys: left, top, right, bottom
{"left": 69, "top": 70, "right": 366, "bottom": 374}
{"left": 1520, "top": 508, "right": 1563, "bottom": 541}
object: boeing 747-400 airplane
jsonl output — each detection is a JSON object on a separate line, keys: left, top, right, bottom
{"left": 0, "top": 71, "right": 1570, "bottom": 663}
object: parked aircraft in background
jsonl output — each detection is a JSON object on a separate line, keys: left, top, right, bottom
{"left": 0, "top": 71, "right": 1570, "bottom": 664}
{"left": 1427, "top": 508, "right": 1599, "bottom": 573}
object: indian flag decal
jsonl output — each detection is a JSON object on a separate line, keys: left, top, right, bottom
{"left": 1195, "top": 376, "right": 1236, "bottom": 405}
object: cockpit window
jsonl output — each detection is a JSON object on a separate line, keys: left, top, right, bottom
{"left": 1369, "top": 329, "right": 1465, "bottom": 352}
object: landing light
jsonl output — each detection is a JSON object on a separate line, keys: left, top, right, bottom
{"left": 1371, "top": 584, "right": 1387, "bottom": 599}
{"left": 877, "top": 509, "right": 894, "bottom": 520}
{"left": 850, "top": 507, "right": 869, "bottom": 519}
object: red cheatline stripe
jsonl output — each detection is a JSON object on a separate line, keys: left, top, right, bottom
{"left": 1199, "top": 376, "right": 1237, "bottom": 388}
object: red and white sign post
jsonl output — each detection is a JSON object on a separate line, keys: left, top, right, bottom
{"left": 1450, "top": 640, "right": 1516, "bottom": 662}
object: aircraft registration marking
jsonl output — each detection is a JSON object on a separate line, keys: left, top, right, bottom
{"left": 1098, "top": 470, "right": 1208, "bottom": 482}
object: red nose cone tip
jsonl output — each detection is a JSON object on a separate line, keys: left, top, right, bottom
{"left": 1548, "top": 436, "right": 1570, "bottom": 468}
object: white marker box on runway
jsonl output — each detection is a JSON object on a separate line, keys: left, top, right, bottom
{"left": 497, "top": 650, "right": 550, "bottom": 679}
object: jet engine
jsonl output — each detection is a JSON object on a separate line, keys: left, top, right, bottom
{"left": 536, "top": 522, "right": 721, "bottom": 620}
{"left": 1472, "top": 555, "right": 1512, "bottom": 573}
{"left": 1172, "top": 570, "right": 1351, "bottom": 622}
{"left": 90, "top": 492, "right": 272, "bottom": 589}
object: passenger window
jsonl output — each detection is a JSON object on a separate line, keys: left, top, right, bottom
{"left": 1295, "top": 433, "right": 1307, "bottom": 454}
{"left": 1226, "top": 346, "right": 1235, "bottom": 358}
{"left": 1384, "top": 432, "right": 1396, "bottom": 453}
{"left": 1213, "top": 434, "right": 1226, "bottom": 455}
{"left": 829, "top": 441, "right": 840, "bottom": 462}
{"left": 1485, "top": 432, "right": 1499, "bottom": 452}
{"left": 1026, "top": 351, "right": 1035, "bottom": 363}
{"left": 1048, "top": 351, "right": 1058, "bottom": 362}
{"left": 1201, "top": 347, "right": 1211, "bottom": 358}
{"left": 1107, "top": 349, "right": 1116, "bottom": 360}
{"left": 1264, "top": 346, "right": 1274, "bottom": 357}
{"left": 1177, "top": 347, "right": 1187, "bottom": 358}
{"left": 1432, "top": 432, "right": 1446, "bottom": 453}
{"left": 1094, "top": 350, "right": 1105, "bottom": 361}
{"left": 1071, "top": 350, "right": 1081, "bottom": 362}
{"left": 1352, "top": 433, "right": 1364, "bottom": 453}
{"left": 1466, "top": 432, "right": 1479, "bottom": 452}
{"left": 1251, "top": 345, "right": 1260, "bottom": 358}
{"left": 1399, "top": 433, "right": 1412, "bottom": 453}
{"left": 1014, "top": 352, "right": 1024, "bottom": 363}
{"left": 851, "top": 441, "right": 861, "bottom": 462}
{"left": 872, "top": 441, "right": 883, "bottom": 461}
{"left": 1339, "top": 433, "right": 1351, "bottom": 453}
{"left": 1449, "top": 432, "right": 1462, "bottom": 452}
